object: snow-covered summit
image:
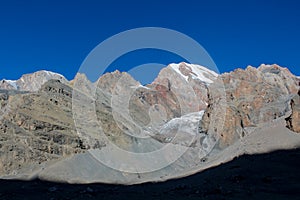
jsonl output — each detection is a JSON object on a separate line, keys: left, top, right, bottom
{"left": 2, "top": 80, "right": 18, "bottom": 90}
{"left": 169, "top": 62, "right": 218, "bottom": 84}
{"left": 0, "top": 70, "right": 68, "bottom": 92}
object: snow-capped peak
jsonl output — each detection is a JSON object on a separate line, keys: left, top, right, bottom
{"left": 40, "top": 70, "right": 64, "bottom": 78}
{"left": 0, "top": 70, "right": 68, "bottom": 92}
{"left": 169, "top": 62, "right": 218, "bottom": 84}
{"left": 4, "top": 80, "right": 18, "bottom": 89}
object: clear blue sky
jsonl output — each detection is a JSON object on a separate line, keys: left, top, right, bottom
{"left": 0, "top": 0, "right": 299, "bottom": 81}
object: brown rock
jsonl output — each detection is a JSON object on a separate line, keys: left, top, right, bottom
{"left": 286, "top": 86, "right": 300, "bottom": 133}
{"left": 202, "top": 64, "right": 299, "bottom": 148}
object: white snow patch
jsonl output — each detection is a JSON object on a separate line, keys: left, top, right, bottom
{"left": 160, "top": 111, "right": 205, "bottom": 136}
{"left": 130, "top": 85, "right": 150, "bottom": 90}
{"left": 169, "top": 63, "right": 189, "bottom": 82}
{"left": 169, "top": 62, "right": 218, "bottom": 84}
{"left": 41, "top": 70, "right": 63, "bottom": 78}
{"left": 5, "top": 80, "right": 18, "bottom": 89}
{"left": 139, "top": 85, "right": 150, "bottom": 89}
{"left": 187, "top": 63, "right": 218, "bottom": 83}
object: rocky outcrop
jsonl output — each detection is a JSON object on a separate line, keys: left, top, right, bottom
{"left": 201, "top": 64, "right": 299, "bottom": 148}
{"left": 70, "top": 73, "right": 94, "bottom": 96}
{"left": 286, "top": 82, "right": 300, "bottom": 133}
{"left": 153, "top": 62, "right": 217, "bottom": 112}
{"left": 0, "top": 80, "right": 84, "bottom": 176}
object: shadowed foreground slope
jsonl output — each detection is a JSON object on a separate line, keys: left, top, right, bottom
{"left": 1, "top": 148, "right": 300, "bottom": 200}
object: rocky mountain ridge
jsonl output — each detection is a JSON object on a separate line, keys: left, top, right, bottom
{"left": 0, "top": 70, "right": 68, "bottom": 91}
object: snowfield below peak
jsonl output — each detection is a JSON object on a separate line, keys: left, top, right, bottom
{"left": 157, "top": 111, "right": 206, "bottom": 146}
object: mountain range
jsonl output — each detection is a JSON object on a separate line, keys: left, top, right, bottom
{"left": 0, "top": 63, "right": 299, "bottom": 184}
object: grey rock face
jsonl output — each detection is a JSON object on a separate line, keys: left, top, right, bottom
{"left": 0, "top": 80, "right": 85, "bottom": 176}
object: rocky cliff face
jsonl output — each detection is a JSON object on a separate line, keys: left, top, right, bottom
{"left": 286, "top": 83, "right": 300, "bottom": 133}
{"left": 153, "top": 62, "right": 217, "bottom": 112}
{"left": 0, "top": 80, "right": 84, "bottom": 176}
{"left": 201, "top": 64, "right": 299, "bottom": 148}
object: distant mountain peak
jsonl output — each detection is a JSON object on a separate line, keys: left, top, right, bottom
{"left": 0, "top": 70, "right": 68, "bottom": 92}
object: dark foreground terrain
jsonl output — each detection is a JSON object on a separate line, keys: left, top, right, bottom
{"left": 1, "top": 148, "right": 300, "bottom": 200}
